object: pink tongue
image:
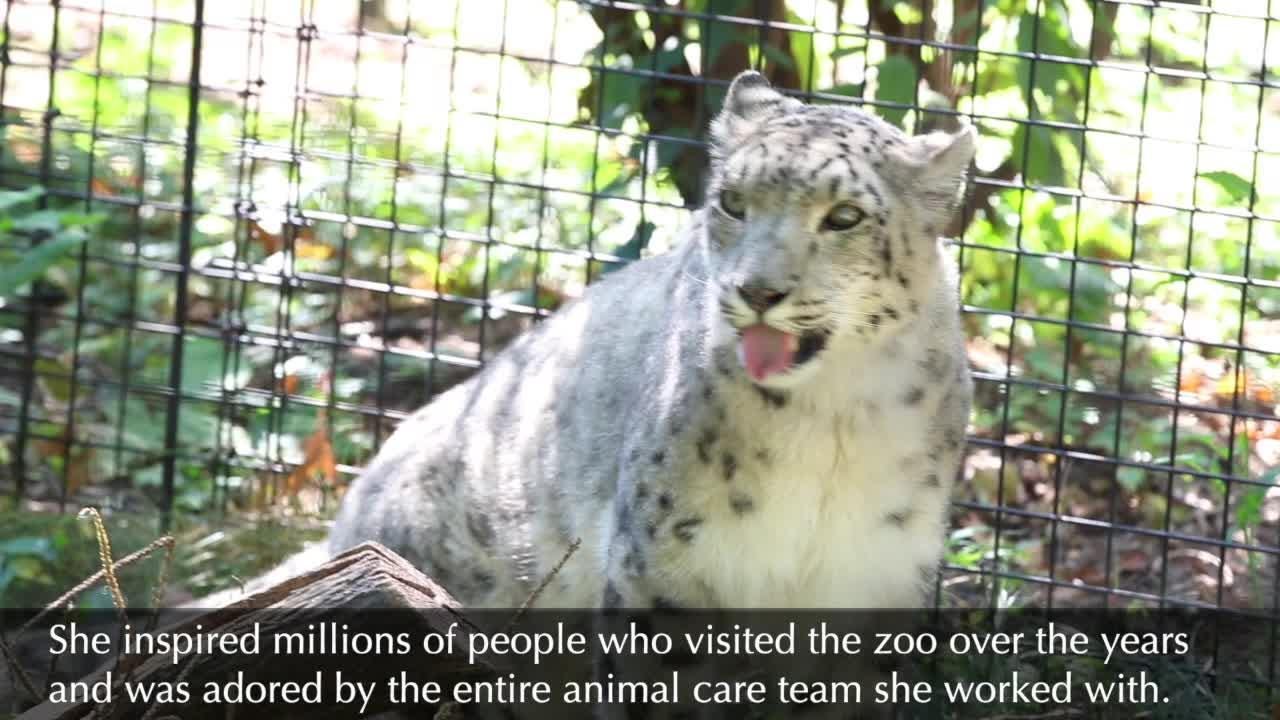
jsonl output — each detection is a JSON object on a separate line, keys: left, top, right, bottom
{"left": 740, "top": 325, "right": 798, "bottom": 382}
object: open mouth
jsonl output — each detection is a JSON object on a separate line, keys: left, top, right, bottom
{"left": 737, "top": 324, "right": 829, "bottom": 382}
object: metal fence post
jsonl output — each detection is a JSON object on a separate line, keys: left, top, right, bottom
{"left": 159, "top": 0, "right": 206, "bottom": 530}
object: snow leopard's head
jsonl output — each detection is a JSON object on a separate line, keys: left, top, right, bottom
{"left": 703, "top": 71, "right": 974, "bottom": 389}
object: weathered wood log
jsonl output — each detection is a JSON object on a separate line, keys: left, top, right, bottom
{"left": 16, "top": 542, "right": 494, "bottom": 720}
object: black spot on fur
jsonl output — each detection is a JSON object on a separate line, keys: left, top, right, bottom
{"left": 472, "top": 570, "right": 496, "bottom": 593}
{"left": 673, "top": 517, "right": 703, "bottom": 543}
{"left": 903, "top": 387, "right": 925, "bottom": 405}
{"left": 812, "top": 155, "right": 836, "bottom": 179}
{"left": 722, "top": 452, "right": 738, "bottom": 482}
{"left": 921, "top": 348, "right": 949, "bottom": 376}
{"left": 635, "top": 482, "right": 650, "bottom": 501}
{"left": 603, "top": 582, "right": 623, "bottom": 609}
{"left": 617, "top": 503, "right": 632, "bottom": 533}
{"left": 885, "top": 510, "right": 914, "bottom": 527}
{"left": 467, "top": 511, "right": 495, "bottom": 548}
{"left": 658, "top": 492, "right": 673, "bottom": 510}
{"left": 652, "top": 596, "right": 681, "bottom": 610}
{"left": 730, "top": 492, "right": 755, "bottom": 515}
{"left": 840, "top": 157, "right": 860, "bottom": 184}
{"left": 755, "top": 448, "right": 772, "bottom": 465}
{"left": 696, "top": 429, "right": 717, "bottom": 463}
{"left": 756, "top": 386, "right": 788, "bottom": 408}
{"left": 883, "top": 305, "right": 899, "bottom": 321}
{"left": 867, "top": 182, "right": 884, "bottom": 205}
{"left": 923, "top": 472, "right": 941, "bottom": 488}
{"left": 651, "top": 450, "right": 665, "bottom": 465}
{"left": 623, "top": 546, "right": 644, "bottom": 574}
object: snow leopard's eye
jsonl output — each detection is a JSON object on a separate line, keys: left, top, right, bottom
{"left": 718, "top": 188, "right": 747, "bottom": 220}
{"left": 821, "top": 203, "right": 866, "bottom": 232}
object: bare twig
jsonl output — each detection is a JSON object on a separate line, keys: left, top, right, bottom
{"left": 503, "top": 537, "right": 581, "bottom": 633}
{"left": 1, "top": 517, "right": 176, "bottom": 710}
{"left": 20, "top": 535, "right": 175, "bottom": 635}
{"left": 79, "top": 507, "right": 129, "bottom": 613}
{"left": 147, "top": 533, "right": 178, "bottom": 618}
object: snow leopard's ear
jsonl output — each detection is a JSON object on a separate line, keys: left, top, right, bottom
{"left": 885, "top": 125, "right": 976, "bottom": 228}
{"left": 709, "top": 71, "right": 802, "bottom": 152}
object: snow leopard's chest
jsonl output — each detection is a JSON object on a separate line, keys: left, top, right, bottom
{"left": 663, "top": 389, "right": 947, "bottom": 608}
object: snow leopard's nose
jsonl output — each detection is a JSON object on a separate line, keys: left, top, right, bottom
{"left": 737, "top": 284, "right": 789, "bottom": 314}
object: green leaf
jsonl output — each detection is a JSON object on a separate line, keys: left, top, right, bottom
{"left": 824, "top": 84, "right": 863, "bottom": 98}
{"left": 8, "top": 209, "right": 98, "bottom": 234}
{"left": 0, "top": 536, "right": 55, "bottom": 560}
{"left": 1018, "top": 1, "right": 1087, "bottom": 121}
{"left": 1235, "top": 486, "right": 1265, "bottom": 532}
{"left": 830, "top": 45, "right": 866, "bottom": 60}
{"left": 0, "top": 232, "right": 88, "bottom": 297}
{"left": 180, "top": 336, "right": 228, "bottom": 392}
{"left": 760, "top": 44, "right": 796, "bottom": 73}
{"left": 1199, "top": 171, "right": 1254, "bottom": 204}
{"left": 702, "top": 0, "right": 752, "bottom": 72}
{"left": 1012, "top": 123, "right": 1067, "bottom": 187}
{"left": 0, "top": 185, "right": 44, "bottom": 213}
{"left": 874, "top": 55, "right": 917, "bottom": 128}
{"left": 786, "top": 28, "right": 812, "bottom": 91}
{"left": 1117, "top": 465, "right": 1145, "bottom": 491}
{"left": 597, "top": 70, "right": 645, "bottom": 131}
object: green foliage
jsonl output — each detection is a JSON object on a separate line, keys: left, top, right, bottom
{"left": 0, "top": 511, "right": 161, "bottom": 608}
{"left": 874, "top": 56, "right": 917, "bottom": 128}
{"left": 0, "top": 187, "right": 102, "bottom": 298}
{"left": 1199, "top": 171, "right": 1253, "bottom": 205}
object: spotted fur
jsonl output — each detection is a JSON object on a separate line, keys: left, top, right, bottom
{"left": 328, "top": 71, "right": 974, "bottom": 609}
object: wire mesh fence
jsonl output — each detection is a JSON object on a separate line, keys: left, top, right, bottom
{"left": 0, "top": 0, "right": 1277, "bottom": 624}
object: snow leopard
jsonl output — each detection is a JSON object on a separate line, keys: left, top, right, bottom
{"left": 328, "top": 70, "right": 975, "bottom": 610}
